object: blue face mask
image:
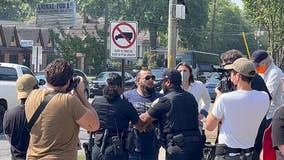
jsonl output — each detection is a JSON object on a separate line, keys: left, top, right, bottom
{"left": 180, "top": 71, "right": 189, "bottom": 82}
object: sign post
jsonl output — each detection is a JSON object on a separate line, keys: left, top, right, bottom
{"left": 32, "top": 46, "right": 42, "bottom": 73}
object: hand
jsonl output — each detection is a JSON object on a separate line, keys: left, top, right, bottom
{"left": 71, "top": 76, "right": 85, "bottom": 97}
{"left": 198, "top": 113, "right": 205, "bottom": 120}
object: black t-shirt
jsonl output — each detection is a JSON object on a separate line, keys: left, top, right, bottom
{"left": 92, "top": 96, "right": 139, "bottom": 133}
{"left": 272, "top": 105, "right": 284, "bottom": 160}
{"left": 148, "top": 87, "right": 199, "bottom": 133}
{"left": 3, "top": 104, "right": 30, "bottom": 160}
{"left": 252, "top": 74, "right": 272, "bottom": 100}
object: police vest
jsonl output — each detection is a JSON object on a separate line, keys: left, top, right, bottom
{"left": 162, "top": 88, "right": 200, "bottom": 134}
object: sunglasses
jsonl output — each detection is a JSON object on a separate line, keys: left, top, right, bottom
{"left": 144, "top": 75, "right": 156, "bottom": 80}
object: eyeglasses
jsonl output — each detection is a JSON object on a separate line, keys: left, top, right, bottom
{"left": 144, "top": 75, "right": 156, "bottom": 80}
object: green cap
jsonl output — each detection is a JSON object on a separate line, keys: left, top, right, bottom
{"left": 224, "top": 57, "right": 256, "bottom": 77}
{"left": 16, "top": 74, "right": 38, "bottom": 100}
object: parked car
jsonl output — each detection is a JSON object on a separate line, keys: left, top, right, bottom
{"left": 89, "top": 71, "right": 135, "bottom": 97}
{"left": 35, "top": 69, "right": 90, "bottom": 98}
{"left": 0, "top": 62, "right": 36, "bottom": 133}
{"left": 205, "top": 72, "right": 220, "bottom": 101}
{"left": 151, "top": 68, "right": 166, "bottom": 92}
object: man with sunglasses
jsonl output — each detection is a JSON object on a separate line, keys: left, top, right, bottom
{"left": 3, "top": 74, "right": 39, "bottom": 160}
{"left": 140, "top": 69, "right": 203, "bottom": 160}
{"left": 124, "top": 69, "right": 163, "bottom": 160}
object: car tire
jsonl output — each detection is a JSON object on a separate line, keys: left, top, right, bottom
{"left": 0, "top": 104, "right": 5, "bottom": 133}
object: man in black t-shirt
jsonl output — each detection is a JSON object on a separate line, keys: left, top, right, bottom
{"left": 3, "top": 74, "right": 39, "bottom": 160}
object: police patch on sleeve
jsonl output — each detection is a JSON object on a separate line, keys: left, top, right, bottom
{"left": 151, "top": 97, "right": 169, "bottom": 108}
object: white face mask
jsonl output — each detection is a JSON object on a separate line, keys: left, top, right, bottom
{"left": 180, "top": 71, "right": 189, "bottom": 82}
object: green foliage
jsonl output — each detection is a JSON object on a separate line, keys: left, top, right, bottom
{"left": 179, "top": 0, "right": 210, "bottom": 50}
{"left": 243, "top": 0, "right": 284, "bottom": 66}
{"left": 50, "top": 28, "right": 105, "bottom": 74}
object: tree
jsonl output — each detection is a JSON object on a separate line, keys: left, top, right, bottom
{"left": 50, "top": 28, "right": 105, "bottom": 74}
{"left": 178, "top": 0, "right": 210, "bottom": 50}
{"left": 243, "top": 0, "right": 284, "bottom": 67}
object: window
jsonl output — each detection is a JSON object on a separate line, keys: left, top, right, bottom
{"left": 21, "top": 67, "right": 34, "bottom": 76}
{"left": 0, "top": 52, "right": 4, "bottom": 62}
{"left": 9, "top": 54, "right": 18, "bottom": 64}
{"left": 0, "top": 67, "right": 18, "bottom": 81}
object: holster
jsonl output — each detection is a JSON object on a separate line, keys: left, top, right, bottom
{"left": 111, "top": 135, "right": 124, "bottom": 156}
{"left": 172, "top": 134, "right": 185, "bottom": 147}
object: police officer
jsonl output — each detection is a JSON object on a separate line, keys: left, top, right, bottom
{"left": 92, "top": 73, "right": 144, "bottom": 160}
{"left": 140, "top": 69, "right": 204, "bottom": 160}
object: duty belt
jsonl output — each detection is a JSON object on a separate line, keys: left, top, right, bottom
{"left": 215, "top": 144, "right": 254, "bottom": 155}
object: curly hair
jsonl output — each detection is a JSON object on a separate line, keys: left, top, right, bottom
{"left": 103, "top": 73, "right": 122, "bottom": 102}
{"left": 45, "top": 59, "right": 74, "bottom": 87}
{"left": 220, "top": 49, "right": 243, "bottom": 65}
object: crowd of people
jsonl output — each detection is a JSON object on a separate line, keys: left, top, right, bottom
{"left": 3, "top": 48, "right": 284, "bottom": 160}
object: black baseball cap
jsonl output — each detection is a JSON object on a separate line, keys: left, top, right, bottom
{"left": 163, "top": 68, "right": 182, "bottom": 85}
{"left": 252, "top": 50, "right": 268, "bottom": 64}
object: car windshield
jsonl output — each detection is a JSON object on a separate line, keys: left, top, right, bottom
{"left": 35, "top": 71, "right": 46, "bottom": 80}
{"left": 151, "top": 69, "right": 165, "bottom": 80}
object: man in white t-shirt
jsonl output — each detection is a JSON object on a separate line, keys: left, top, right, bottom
{"left": 206, "top": 58, "right": 270, "bottom": 160}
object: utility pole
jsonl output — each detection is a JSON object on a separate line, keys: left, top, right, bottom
{"left": 104, "top": 0, "right": 109, "bottom": 70}
{"left": 167, "top": 0, "right": 177, "bottom": 68}
{"left": 210, "top": 0, "right": 217, "bottom": 52}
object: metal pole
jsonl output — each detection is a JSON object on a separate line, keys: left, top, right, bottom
{"left": 210, "top": 0, "right": 217, "bottom": 52}
{"left": 167, "top": 0, "right": 177, "bottom": 68}
{"left": 36, "top": 46, "right": 38, "bottom": 73}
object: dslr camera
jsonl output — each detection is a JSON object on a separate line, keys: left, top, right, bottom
{"left": 66, "top": 76, "right": 80, "bottom": 92}
{"left": 213, "top": 68, "right": 235, "bottom": 93}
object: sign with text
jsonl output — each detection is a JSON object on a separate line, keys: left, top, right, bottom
{"left": 110, "top": 21, "right": 137, "bottom": 59}
{"left": 36, "top": 1, "right": 76, "bottom": 27}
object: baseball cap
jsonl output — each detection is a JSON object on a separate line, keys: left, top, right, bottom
{"left": 224, "top": 57, "right": 256, "bottom": 77}
{"left": 252, "top": 50, "right": 268, "bottom": 64}
{"left": 16, "top": 74, "right": 38, "bottom": 100}
{"left": 163, "top": 68, "right": 182, "bottom": 85}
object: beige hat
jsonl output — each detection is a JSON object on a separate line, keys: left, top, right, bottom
{"left": 224, "top": 58, "right": 256, "bottom": 77}
{"left": 16, "top": 74, "right": 38, "bottom": 100}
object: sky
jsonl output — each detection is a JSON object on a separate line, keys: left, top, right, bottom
{"left": 230, "top": 0, "right": 243, "bottom": 9}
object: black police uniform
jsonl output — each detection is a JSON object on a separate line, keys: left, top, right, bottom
{"left": 148, "top": 86, "right": 204, "bottom": 160}
{"left": 91, "top": 96, "right": 139, "bottom": 160}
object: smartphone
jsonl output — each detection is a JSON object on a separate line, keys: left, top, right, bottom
{"left": 66, "top": 77, "right": 80, "bottom": 92}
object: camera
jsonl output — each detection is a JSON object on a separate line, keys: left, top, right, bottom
{"left": 66, "top": 77, "right": 80, "bottom": 92}
{"left": 213, "top": 68, "right": 235, "bottom": 93}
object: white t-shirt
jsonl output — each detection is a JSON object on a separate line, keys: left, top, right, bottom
{"left": 212, "top": 89, "right": 269, "bottom": 149}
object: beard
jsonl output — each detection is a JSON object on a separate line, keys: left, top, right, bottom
{"left": 141, "top": 85, "right": 155, "bottom": 95}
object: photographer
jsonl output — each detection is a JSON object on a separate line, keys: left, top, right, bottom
{"left": 25, "top": 59, "right": 100, "bottom": 159}
{"left": 91, "top": 73, "right": 145, "bottom": 160}
{"left": 214, "top": 49, "right": 271, "bottom": 160}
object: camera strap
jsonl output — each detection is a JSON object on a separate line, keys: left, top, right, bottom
{"left": 26, "top": 92, "right": 57, "bottom": 132}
